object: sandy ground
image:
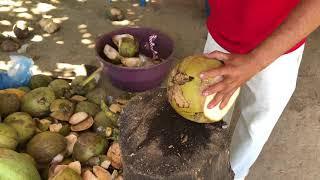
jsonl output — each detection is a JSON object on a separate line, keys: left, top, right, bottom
{"left": 1, "top": 0, "right": 319, "bottom": 179}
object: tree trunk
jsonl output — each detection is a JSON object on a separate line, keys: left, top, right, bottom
{"left": 119, "top": 88, "right": 235, "bottom": 180}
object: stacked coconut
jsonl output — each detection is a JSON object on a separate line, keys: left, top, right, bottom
{"left": 1, "top": 18, "right": 60, "bottom": 53}
{"left": 0, "top": 71, "right": 129, "bottom": 180}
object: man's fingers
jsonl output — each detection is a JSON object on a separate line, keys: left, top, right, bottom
{"left": 204, "top": 50, "right": 230, "bottom": 61}
{"left": 207, "top": 92, "right": 224, "bottom": 109}
{"left": 200, "top": 67, "right": 229, "bottom": 79}
{"left": 219, "top": 89, "right": 237, "bottom": 109}
{"left": 203, "top": 81, "right": 226, "bottom": 96}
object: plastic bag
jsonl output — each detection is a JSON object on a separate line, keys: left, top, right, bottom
{"left": 0, "top": 55, "right": 33, "bottom": 89}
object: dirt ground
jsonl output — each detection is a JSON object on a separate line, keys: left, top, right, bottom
{"left": 1, "top": 0, "right": 319, "bottom": 179}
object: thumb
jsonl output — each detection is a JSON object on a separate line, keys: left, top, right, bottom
{"left": 204, "top": 50, "right": 230, "bottom": 61}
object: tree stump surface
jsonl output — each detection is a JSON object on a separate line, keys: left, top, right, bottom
{"left": 119, "top": 88, "right": 234, "bottom": 180}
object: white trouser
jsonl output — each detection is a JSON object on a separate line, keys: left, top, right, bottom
{"left": 203, "top": 33, "right": 305, "bottom": 178}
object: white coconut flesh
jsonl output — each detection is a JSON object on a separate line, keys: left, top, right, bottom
{"left": 203, "top": 87, "right": 240, "bottom": 121}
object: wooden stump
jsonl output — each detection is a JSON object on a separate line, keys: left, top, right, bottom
{"left": 119, "top": 88, "right": 235, "bottom": 180}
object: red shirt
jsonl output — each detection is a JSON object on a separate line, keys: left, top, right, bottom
{"left": 207, "top": 0, "right": 306, "bottom": 54}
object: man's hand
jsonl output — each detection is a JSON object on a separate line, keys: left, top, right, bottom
{"left": 200, "top": 51, "right": 263, "bottom": 109}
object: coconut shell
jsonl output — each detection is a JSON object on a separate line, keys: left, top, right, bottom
{"left": 50, "top": 99, "right": 74, "bottom": 121}
{"left": 48, "top": 79, "right": 71, "bottom": 98}
{"left": 13, "top": 22, "right": 30, "bottom": 39}
{"left": 106, "top": 7, "right": 125, "bottom": 21}
{"left": 50, "top": 167, "right": 81, "bottom": 180}
{"left": 21, "top": 87, "right": 56, "bottom": 117}
{"left": 29, "top": 75, "right": 53, "bottom": 89}
{"left": 0, "top": 38, "right": 20, "bottom": 52}
{"left": 71, "top": 76, "right": 97, "bottom": 96}
{"left": 85, "top": 88, "right": 107, "bottom": 105}
{"left": 0, "top": 123, "right": 19, "bottom": 150}
{"left": 4, "top": 112, "right": 36, "bottom": 143}
{"left": 72, "top": 132, "right": 107, "bottom": 162}
{"left": 26, "top": 131, "right": 67, "bottom": 164}
{"left": 106, "top": 142, "right": 123, "bottom": 169}
{"left": 0, "top": 148, "right": 41, "bottom": 180}
{"left": 75, "top": 101, "right": 100, "bottom": 117}
{"left": 70, "top": 116, "right": 93, "bottom": 132}
{"left": 0, "top": 93, "right": 20, "bottom": 117}
{"left": 93, "top": 111, "right": 115, "bottom": 137}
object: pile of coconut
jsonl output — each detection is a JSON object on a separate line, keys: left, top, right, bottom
{"left": 0, "top": 70, "right": 130, "bottom": 180}
{"left": 0, "top": 18, "right": 60, "bottom": 53}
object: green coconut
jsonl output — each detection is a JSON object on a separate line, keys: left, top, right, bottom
{"left": 93, "top": 111, "right": 115, "bottom": 137}
{"left": 71, "top": 76, "right": 97, "bottom": 96}
{"left": 50, "top": 99, "right": 74, "bottom": 121}
{"left": 167, "top": 55, "right": 240, "bottom": 123}
{"left": 85, "top": 88, "right": 107, "bottom": 105}
{"left": 75, "top": 101, "right": 100, "bottom": 116}
{"left": 73, "top": 132, "right": 107, "bottom": 162}
{"left": 51, "top": 167, "right": 82, "bottom": 180}
{"left": 119, "top": 37, "right": 139, "bottom": 58}
{"left": 21, "top": 87, "right": 56, "bottom": 117}
{"left": 48, "top": 79, "right": 71, "bottom": 98}
{"left": 29, "top": 74, "right": 53, "bottom": 89}
{"left": 58, "top": 122, "right": 70, "bottom": 136}
{"left": 106, "top": 7, "right": 125, "bottom": 21}
{"left": 17, "top": 86, "right": 31, "bottom": 92}
{"left": 26, "top": 131, "right": 67, "bottom": 164}
{"left": 4, "top": 112, "right": 36, "bottom": 143}
{"left": 0, "top": 93, "right": 20, "bottom": 117}
{"left": 0, "top": 148, "right": 41, "bottom": 180}
{"left": 0, "top": 123, "right": 19, "bottom": 150}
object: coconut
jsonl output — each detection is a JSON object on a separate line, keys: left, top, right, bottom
{"left": 0, "top": 148, "right": 41, "bottom": 180}
{"left": 39, "top": 18, "right": 60, "bottom": 34}
{"left": 37, "top": 119, "right": 52, "bottom": 132}
{"left": 167, "top": 55, "right": 240, "bottom": 123}
{"left": 4, "top": 112, "right": 36, "bottom": 143}
{"left": 17, "top": 86, "right": 31, "bottom": 92}
{"left": 50, "top": 99, "right": 74, "bottom": 121}
{"left": 103, "top": 44, "right": 121, "bottom": 64}
{"left": 115, "top": 36, "right": 139, "bottom": 58}
{"left": 0, "top": 93, "right": 20, "bottom": 117}
{"left": 72, "top": 132, "right": 107, "bottom": 162}
{"left": 93, "top": 111, "right": 115, "bottom": 137}
{"left": 106, "top": 7, "right": 125, "bottom": 21}
{"left": 48, "top": 79, "right": 71, "bottom": 98}
{"left": 29, "top": 74, "right": 53, "bottom": 89}
{"left": 0, "top": 123, "right": 19, "bottom": 150}
{"left": 50, "top": 167, "right": 81, "bottom": 180}
{"left": 26, "top": 131, "right": 67, "bottom": 164}
{"left": 106, "top": 142, "right": 123, "bottom": 169}
{"left": 75, "top": 101, "right": 100, "bottom": 116}
{"left": 85, "top": 88, "right": 107, "bottom": 105}
{"left": 13, "top": 21, "right": 30, "bottom": 39}
{"left": 58, "top": 123, "right": 70, "bottom": 136}
{"left": 71, "top": 76, "right": 97, "bottom": 96}
{"left": 21, "top": 87, "right": 56, "bottom": 117}
{"left": 0, "top": 38, "right": 20, "bottom": 52}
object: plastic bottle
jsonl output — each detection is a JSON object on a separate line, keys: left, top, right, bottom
{"left": 0, "top": 55, "right": 33, "bottom": 89}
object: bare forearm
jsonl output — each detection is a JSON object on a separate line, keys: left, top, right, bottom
{"left": 250, "top": 0, "right": 320, "bottom": 70}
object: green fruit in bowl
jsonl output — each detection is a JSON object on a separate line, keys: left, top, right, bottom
{"left": 48, "top": 79, "right": 71, "bottom": 98}
{"left": 75, "top": 101, "right": 100, "bottom": 116}
{"left": 0, "top": 93, "right": 20, "bottom": 117}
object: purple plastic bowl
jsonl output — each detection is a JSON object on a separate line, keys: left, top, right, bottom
{"left": 95, "top": 27, "right": 174, "bottom": 92}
